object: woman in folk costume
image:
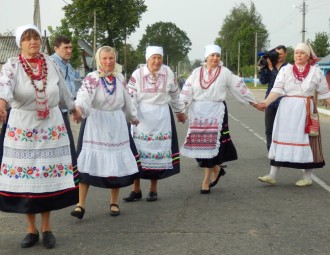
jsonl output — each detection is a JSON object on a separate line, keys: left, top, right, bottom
{"left": 70, "top": 46, "right": 141, "bottom": 219}
{"left": 124, "top": 46, "right": 186, "bottom": 202}
{"left": 258, "top": 43, "right": 330, "bottom": 186}
{"left": 180, "top": 45, "right": 259, "bottom": 194}
{"left": 0, "top": 24, "right": 79, "bottom": 249}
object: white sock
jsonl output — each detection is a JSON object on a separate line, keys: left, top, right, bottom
{"left": 269, "top": 166, "right": 279, "bottom": 179}
{"left": 303, "top": 169, "right": 313, "bottom": 180}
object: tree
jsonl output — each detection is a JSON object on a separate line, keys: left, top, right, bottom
{"left": 137, "top": 22, "right": 192, "bottom": 69}
{"left": 48, "top": 20, "right": 81, "bottom": 68}
{"left": 117, "top": 43, "right": 142, "bottom": 78}
{"left": 215, "top": 2, "right": 268, "bottom": 73}
{"left": 62, "top": 0, "right": 147, "bottom": 49}
{"left": 309, "top": 32, "right": 330, "bottom": 57}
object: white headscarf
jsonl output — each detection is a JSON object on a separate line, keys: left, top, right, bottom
{"left": 295, "top": 43, "right": 311, "bottom": 56}
{"left": 204, "top": 45, "right": 221, "bottom": 59}
{"left": 145, "top": 46, "right": 163, "bottom": 62}
{"left": 294, "top": 42, "right": 319, "bottom": 65}
{"left": 95, "top": 46, "right": 123, "bottom": 77}
{"left": 15, "top": 24, "right": 41, "bottom": 48}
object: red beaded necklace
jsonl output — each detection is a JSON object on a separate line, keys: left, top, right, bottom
{"left": 293, "top": 63, "right": 310, "bottom": 81}
{"left": 19, "top": 53, "right": 48, "bottom": 92}
{"left": 199, "top": 66, "right": 221, "bottom": 89}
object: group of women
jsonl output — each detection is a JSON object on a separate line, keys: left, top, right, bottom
{"left": 0, "top": 24, "right": 329, "bottom": 250}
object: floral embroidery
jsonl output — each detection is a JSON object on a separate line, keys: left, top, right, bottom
{"left": 138, "top": 150, "right": 172, "bottom": 160}
{"left": 6, "top": 124, "right": 68, "bottom": 142}
{"left": 236, "top": 79, "right": 248, "bottom": 95}
{"left": 79, "top": 74, "right": 99, "bottom": 94}
{"left": 133, "top": 131, "right": 172, "bottom": 141}
{"left": 0, "top": 163, "right": 73, "bottom": 179}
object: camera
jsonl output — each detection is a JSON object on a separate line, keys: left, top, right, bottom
{"left": 258, "top": 49, "right": 279, "bottom": 68}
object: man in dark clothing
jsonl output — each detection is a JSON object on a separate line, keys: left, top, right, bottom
{"left": 259, "top": 45, "right": 287, "bottom": 151}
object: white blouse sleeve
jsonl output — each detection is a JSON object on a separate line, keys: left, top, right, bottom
{"left": 225, "top": 69, "right": 257, "bottom": 105}
{"left": 180, "top": 69, "right": 196, "bottom": 105}
{"left": 271, "top": 66, "right": 287, "bottom": 95}
{"left": 120, "top": 76, "right": 138, "bottom": 122}
{"left": 126, "top": 70, "right": 139, "bottom": 111}
{"left": 75, "top": 73, "right": 99, "bottom": 118}
{"left": 0, "top": 58, "right": 17, "bottom": 105}
{"left": 167, "top": 68, "right": 185, "bottom": 113}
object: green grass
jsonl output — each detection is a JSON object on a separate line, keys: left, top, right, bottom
{"left": 246, "top": 82, "right": 267, "bottom": 89}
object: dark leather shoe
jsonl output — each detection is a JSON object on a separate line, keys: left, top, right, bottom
{"left": 70, "top": 205, "right": 85, "bottom": 219}
{"left": 200, "top": 189, "right": 210, "bottom": 194}
{"left": 110, "top": 204, "right": 120, "bottom": 217}
{"left": 123, "top": 191, "right": 142, "bottom": 202}
{"left": 146, "top": 191, "right": 157, "bottom": 202}
{"left": 42, "top": 231, "right": 56, "bottom": 249}
{"left": 21, "top": 231, "right": 39, "bottom": 248}
{"left": 210, "top": 168, "right": 226, "bottom": 188}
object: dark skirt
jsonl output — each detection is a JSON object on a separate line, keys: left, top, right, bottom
{"left": 0, "top": 110, "right": 79, "bottom": 214}
{"left": 139, "top": 106, "right": 180, "bottom": 180}
{"left": 77, "top": 118, "right": 142, "bottom": 189}
{"left": 197, "top": 102, "right": 238, "bottom": 168}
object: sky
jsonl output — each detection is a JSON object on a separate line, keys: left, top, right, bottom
{"left": 1, "top": 0, "right": 330, "bottom": 60}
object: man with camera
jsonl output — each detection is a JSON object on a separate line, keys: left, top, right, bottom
{"left": 258, "top": 45, "right": 287, "bottom": 152}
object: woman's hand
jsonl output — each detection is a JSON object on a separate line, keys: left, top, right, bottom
{"left": 0, "top": 99, "right": 7, "bottom": 123}
{"left": 176, "top": 112, "right": 187, "bottom": 123}
{"left": 251, "top": 102, "right": 267, "bottom": 111}
{"left": 130, "top": 119, "right": 139, "bottom": 126}
{"left": 71, "top": 107, "right": 82, "bottom": 124}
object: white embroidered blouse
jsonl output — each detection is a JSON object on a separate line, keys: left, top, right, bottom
{"left": 127, "top": 64, "right": 185, "bottom": 113}
{"left": 271, "top": 64, "right": 330, "bottom": 98}
{"left": 180, "top": 64, "right": 257, "bottom": 105}
{"left": 75, "top": 71, "right": 137, "bottom": 121}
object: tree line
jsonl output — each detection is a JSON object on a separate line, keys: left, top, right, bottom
{"left": 3, "top": 0, "right": 328, "bottom": 78}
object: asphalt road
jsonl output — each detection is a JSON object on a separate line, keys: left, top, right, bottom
{"left": 1, "top": 89, "right": 330, "bottom": 255}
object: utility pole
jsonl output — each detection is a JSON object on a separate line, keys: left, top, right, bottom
{"left": 302, "top": 0, "right": 307, "bottom": 42}
{"left": 33, "top": 0, "right": 41, "bottom": 31}
{"left": 254, "top": 32, "right": 258, "bottom": 87}
{"left": 237, "top": 42, "right": 241, "bottom": 76}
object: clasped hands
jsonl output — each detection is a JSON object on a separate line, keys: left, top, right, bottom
{"left": 252, "top": 102, "right": 267, "bottom": 111}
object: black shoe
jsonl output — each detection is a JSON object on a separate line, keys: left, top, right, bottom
{"left": 110, "top": 204, "right": 120, "bottom": 217}
{"left": 123, "top": 191, "right": 142, "bottom": 202}
{"left": 70, "top": 205, "right": 85, "bottom": 219}
{"left": 146, "top": 191, "right": 158, "bottom": 202}
{"left": 21, "top": 231, "right": 39, "bottom": 248}
{"left": 209, "top": 168, "right": 226, "bottom": 188}
{"left": 42, "top": 231, "right": 56, "bottom": 249}
{"left": 200, "top": 188, "right": 210, "bottom": 194}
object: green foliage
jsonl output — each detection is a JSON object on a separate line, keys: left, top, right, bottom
{"left": 137, "top": 22, "right": 192, "bottom": 69}
{"left": 309, "top": 32, "right": 330, "bottom": 57}
{"left": 215, "top": 2, "right": 268, "bottom": 73}
{"left": 191, "top": 59, "right": 203, "bottom": 70}
{"left": 48, "top": 20, "right": 81, "bottom": 69}
{"left": 116, "top": 43, "right": 143, "bottom": 79}
{"left": 241, "top": 65, "right": 254, "bottom": 77}
{"left": 286, "top": 46, "right": 294, "bottom": 64}
{"left": 62, "top": 0, "right": 147, "bottom": 48}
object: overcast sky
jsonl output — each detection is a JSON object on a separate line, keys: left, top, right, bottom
{"left": 1, "top": 0, "right": 329, "bottom": 60}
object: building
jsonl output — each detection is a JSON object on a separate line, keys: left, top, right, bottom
{"left": 317, "top": 54, "right": 330, "bottom": 87}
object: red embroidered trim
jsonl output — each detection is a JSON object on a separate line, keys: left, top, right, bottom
{"left": 273, "top": 140, "right": 310, "bottom": 146}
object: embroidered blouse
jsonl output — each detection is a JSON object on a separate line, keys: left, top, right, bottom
{"left": 127, "top": 64, "right": 185, "bottom": 113}
{"left": 75, "top": 71, "right": 137, "bottom": 121}
{"left": 271, "top": 64, "right": 330, "bottom": 98}
{"left": 180, "top": 64, "right": 257, "bottom": 105}
{"left": 0, "top": 57, "right": 75, "bottom": 111}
